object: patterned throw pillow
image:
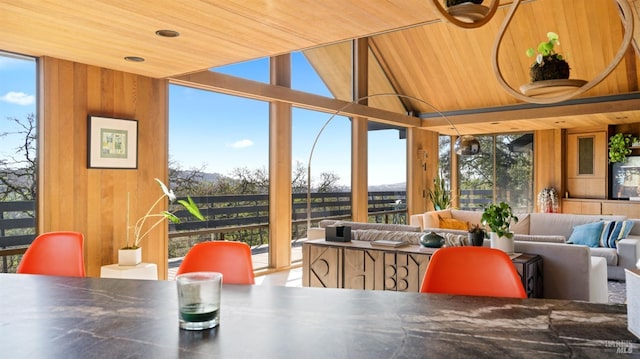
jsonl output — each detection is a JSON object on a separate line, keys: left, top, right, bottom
{"left": 599, "top": 221, "right": 616, "bottom": 247}
{"left": 442, "top": 232, "right": 470, "bottom": 247}
{"left": 599, "top": 220, "right": 635, "bottom": 249}
{"left": 611, "top": 220, "right": 635, "bottom": 249}
{"left": 568, "top": 221, "right": 603, "bottom": 248}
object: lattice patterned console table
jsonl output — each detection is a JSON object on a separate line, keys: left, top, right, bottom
{"left": 302, "top": 239, "right": 543, "bottom": 298}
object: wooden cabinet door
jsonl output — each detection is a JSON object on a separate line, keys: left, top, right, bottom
{"left": 387, "top": 252, "right": 430, "bottom": 292}
{"left": 566, "top": 131, "right": 607, "bottom": 198}
{"left": 343, "top": 248, "right": 385, "bottom": 290}
{"left": 302, "top": 243, "right": 342, "bottom": 288}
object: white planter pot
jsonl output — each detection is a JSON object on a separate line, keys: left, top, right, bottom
{"left": 118, "top": 247, "right": 142, "bottom": 266}
{"left": 490, "top": 232, "right": 514, "bottom": 254}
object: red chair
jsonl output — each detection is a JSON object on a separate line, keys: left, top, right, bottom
{"left": 176, "top": 241, "right": 255, "bottom": 284}
{"left": 420, "top": 246, "right": 526, "bottom": 298}
{"left": 17, "top": 231, "right": 85, "bottom": 277}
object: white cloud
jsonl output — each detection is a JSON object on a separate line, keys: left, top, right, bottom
{"left": 229, "top": 139, "right": 253, "bottom": 149}
{"left": 1, "top": 91, "right": 34, "bottom": 106}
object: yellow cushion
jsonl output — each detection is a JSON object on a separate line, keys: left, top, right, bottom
{"left": 438, "top": 216, "right": 469, "bottom": 230}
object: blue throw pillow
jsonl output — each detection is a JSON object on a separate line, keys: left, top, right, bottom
{"left": 568, "top": 221, "right": 604, "bottom": 248}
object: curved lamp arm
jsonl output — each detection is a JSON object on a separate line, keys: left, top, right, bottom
{"left": 306, "top": 93, "right": 467, "bottom": 230}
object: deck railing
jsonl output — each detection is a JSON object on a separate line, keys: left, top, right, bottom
{"left": 0, "top": 191, "right": 408, "bottom": 272}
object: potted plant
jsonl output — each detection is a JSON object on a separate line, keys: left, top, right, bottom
{"left": 427, "top": 172, "right": 451, "bottom": 211}
{"left": 481, "top": 202, "right": 518, "bottom": 253}
{"left": 467, "top": 223, "right": 487, "bottom": 246}
{"left": 525, "top": 32, "right": 570, "bottom": 82}
{"left": 609, "top": 133, "right": 638, "bottom": 163}
{"left": 119, "top": 178, "right": 205, "bottom": 266}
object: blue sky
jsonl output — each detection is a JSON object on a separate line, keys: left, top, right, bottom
{"left": 0, "top": 54, "right": 36, "bottom": 161}
{"left": 0, "top": 51, "right": 406, "bottom": 187}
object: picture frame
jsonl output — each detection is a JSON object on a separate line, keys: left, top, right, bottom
{"left": 87, "top": 116, "right": 138, "bottom": 169}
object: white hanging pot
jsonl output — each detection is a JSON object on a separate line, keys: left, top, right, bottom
{"left": 118, "top": 247, "right": 142, "bottom": 266}
{"left": 490, "top": 232, "right": 514, "bottom": 254}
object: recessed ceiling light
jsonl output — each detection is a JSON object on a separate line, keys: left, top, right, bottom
{"left": 155, "top": 29, "right": 180, "bottom": 38}
{"left": 124, "top": 56, "right": 145, "bottom": 62}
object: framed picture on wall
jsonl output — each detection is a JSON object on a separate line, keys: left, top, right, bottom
{"left": 87, "top": 116, "right": 138, "bottom": 169}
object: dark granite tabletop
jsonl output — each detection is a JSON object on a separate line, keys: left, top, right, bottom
{"left": 1, "top": 273, "right": 638, "bottom": 358}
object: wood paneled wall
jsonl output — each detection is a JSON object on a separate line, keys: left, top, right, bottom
{"left": 39, "top": 57, "right": 169, "bottom": 278}
{"left": 534, "top": 129, "right": 565, "bottom": 210}
{"left": 406, "top": 128, "right": 439, "bottom": 216}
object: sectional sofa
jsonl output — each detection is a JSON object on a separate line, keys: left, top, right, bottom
{"left": 409, "top": 209, "right": 640, "bottom": 281}
{"left": 315, "top": 217, "right": 608, "bottom": 302}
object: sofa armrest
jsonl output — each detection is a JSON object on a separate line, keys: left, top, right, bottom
{"left": 409, "top": 214, "right": 424, "bottom": 230}
{"left": 617, "top": 238, "right": 640, "bottom": 270}
{"left": 589, "top": 256, "right": 608, "bottom": 303}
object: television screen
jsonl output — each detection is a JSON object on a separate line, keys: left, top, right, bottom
{"left": 611, "top": 156, "right": 640, "bottom": 200}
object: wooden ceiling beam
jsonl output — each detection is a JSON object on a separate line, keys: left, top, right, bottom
{"left": 171, "top": 70, "right": 420, "bottom": 127}
{"left": 420, "top": 94, "right": 640, "bottom": 130}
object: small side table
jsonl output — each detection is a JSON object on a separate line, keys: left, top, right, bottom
{"left": 100, "top": 263, "right": 158, "bottom": 280}
{"left": 511, "top": 253, "right": 543, "bottom": 298}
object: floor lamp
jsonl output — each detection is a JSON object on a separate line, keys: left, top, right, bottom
{"left": 306, "top": 93, "right": 480, "bottom": 232}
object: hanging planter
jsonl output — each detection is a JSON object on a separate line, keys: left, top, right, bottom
{"left": 492, "top": 0, "right": 634, "bottom": 104}
{"left": 431, "top": 0, "right": 499, "bottom": 29}
{"left": 519, "top": 32, "right": 587, "bottom": 96}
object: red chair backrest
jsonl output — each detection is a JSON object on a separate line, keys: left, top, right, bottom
{"left": 420, "top": 246, "right": 526, "bottom": 298}
{"left": 17, "top": 231, "right": 85, "bottom": 277}
{"left": 176, "top": 241, "right": 255, "bottom": 284}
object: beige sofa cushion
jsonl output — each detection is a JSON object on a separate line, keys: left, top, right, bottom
{"left": 510, "top": 214, "right": 530, "bottom": 234}
{"left": 529, "top": 213, "right": 626, "bottom": 239}
{"left": 450, "top": 209, "right": 482, "bottom": 227}
{"left": 423, "top": 210, "right": 451, "bottom": 228}
{"left": 513, "top": 233, "right": 565, "bottom": 243}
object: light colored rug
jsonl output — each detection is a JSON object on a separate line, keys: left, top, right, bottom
{"left": 609, "top": 280, "right": 626, "bottom": 304}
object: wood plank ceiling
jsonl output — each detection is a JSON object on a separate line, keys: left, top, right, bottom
{"left": 2, "top": 0, "right": 640, "bottom": 135}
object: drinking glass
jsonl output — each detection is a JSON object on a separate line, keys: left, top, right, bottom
{"left": 176, "top": 272, "right": 222, "bottom": 330}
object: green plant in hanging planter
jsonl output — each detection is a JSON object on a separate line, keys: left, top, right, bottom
{"left": 526, "top": 32, "right": 570, "bottom": 82}
{"left": 609, "top": 133, "right": 638, "bottom": 163}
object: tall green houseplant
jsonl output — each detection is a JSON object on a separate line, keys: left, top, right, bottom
{"left": 427, "top": 172, "right": 451, "bottom": 211}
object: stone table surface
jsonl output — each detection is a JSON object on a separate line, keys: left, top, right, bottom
{"left": 1, "top": 273, "right": 638, "bottom": 358}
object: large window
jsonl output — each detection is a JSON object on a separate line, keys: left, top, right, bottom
{"left": 169, "top": 85, "right": 270, "bottom": 270}
{"left": 368, "top": 128, "right": 407, "bottom": 223}
{"left": 446, "top": 133, "right": 534, "bottom": 213}
{"left": 0, "top": 52, "right": 37, "bottom": 272}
